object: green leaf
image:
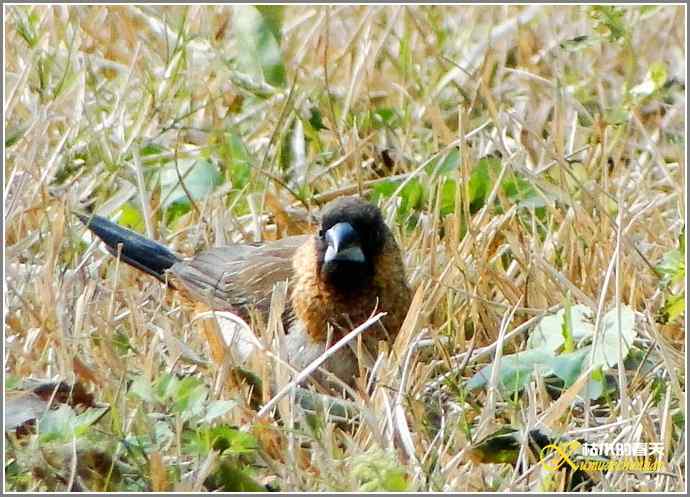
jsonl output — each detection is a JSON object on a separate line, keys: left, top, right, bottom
{"left": 153, "top": 419, "right": 175, "bottom": 448}
{"left": 129, "top": 375, "right": 156, "bottom": 403}
{"left": 254, "top": 6, "right": 283, "bottom": 43}
{"left": 206, "top": 460, "right": 265, "bottom": 492}
{"left": 117, "top": 203, "right": 145, "bottom": 233}
{"left": 549, "top": 348, "right": 590, "bottom": 387}
{"left": 38, "top": 405, "right": 108, "bottom": 444}
{"left": 371, "top": 180, "right": 399, "bottom": 201}
{"left": 14, "top": 9, "right": 41, "bottom": 48}
{"left": 371, "top": 179, "right": 425, "bottom": 217}
{"left": 306, "top": 106, "right": 326, "bottom": 131}
{"left": 154, "top": 373, "right": 178, "bottom": 402}
{"left": 588, "top": 305, "right": 636, "bottom": 369}
{"left": 585, "top": 368, "right": 605, "bottom": 400}
{"left": 6, "top": 375, "right": 21, "bottom": 390}
{"left": 399, "top": 179, "right": 425, "bottom": 214}
{"left": 468, "top": 156, "right": 501, "bottom": 212}
{"left": 604, "top": 105, "right": 631, "bottom": 126}
{"left": 427, "top": 148, "right": 460, "bottom": 177}
{"left": 631, "top": 62, "right": 668, "bottom": 99}
{"left": 185, "top": 425, "right": 257, "bottom": 457}
{"left": 5, "top": 125, "right": 28, "bottom": 148}
{"left": 589, "top": 6, "right": 627, "bottom": 43}
{"left": 160, "top": 158, "right": 223, "bottom": 217}
{"left": 74, "top": 407, "right": 109, "bottom": 437}
{"left": 467, "top": 349, "right": 553, "bottom": 393}
{"left": 39, "top": 405, "right": 75, "bottom": 443}
{"left": 223, "top": 130, "right": 253, "bottom": 190}
{"left": 233, "top": 6, "right": 286, "bottom": 87}
{"left": 559, "top": 35, "right": 599, "bottom": 52}
{"left": 439, "top": 178, "right": 457, "bottom": 216}
{"left": 169, "top": 377, "right": 208, "bottom": 420}
{"left": 468, "top": 427, "right": 523, "bottom": 464}
{"left": 353, "top": 450, "right": 409, "bottom": 492}
{"left": 649, "top": 62, "right": 668, "bottom": 89}
{"left": 201, "top": 400, "right": 236, "bottom": 424}
{"left": 657, "top": 247, "right": 684, "bottom": 286}
{"left": 140, "top": 143, "right": 165, "bottom": 157}
{"left": 372, "top": 107, "right": 402, "bottom": 129}
{"left": 661, "top": 293, "right": 685, "bottom": 323}
{"left": 527, "top": 305, "right": 594, "bottom": 353}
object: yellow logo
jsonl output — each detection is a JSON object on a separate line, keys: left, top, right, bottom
{"left": 540, "top": 440, "right": 664, "bottom": 473}
{"left": 541, "top": 440, "right": 581, "bottom": 471}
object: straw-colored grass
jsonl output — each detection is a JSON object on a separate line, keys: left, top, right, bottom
{"left": 4, "top": 5, "right": 685, "bottom": 492}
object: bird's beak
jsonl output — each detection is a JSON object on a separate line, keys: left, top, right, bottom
{"left": 324, "top": 222, "right": 365, "bottom": 264}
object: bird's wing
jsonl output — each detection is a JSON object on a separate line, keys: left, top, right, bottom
{"left": 169, "top": 236, "right": 309, "bottom": 316}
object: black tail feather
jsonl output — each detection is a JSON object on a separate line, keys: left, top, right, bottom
{"left": 77, "top": 213, "right": 180, "bottom": 282}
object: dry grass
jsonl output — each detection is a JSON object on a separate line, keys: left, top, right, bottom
{"left": 4, "top": 5, "right": 686, "bottom": 492}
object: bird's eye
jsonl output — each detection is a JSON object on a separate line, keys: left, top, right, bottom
{"left": 318, "top": 228, "right": 325, "bottom": 239}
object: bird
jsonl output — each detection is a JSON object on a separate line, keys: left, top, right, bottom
{"left": 78, "top": 196, "right": 412, "bottom": 386}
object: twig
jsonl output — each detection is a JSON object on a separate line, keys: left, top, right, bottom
{"left": 257, "top": 312, "right": 387, "bottom": 418}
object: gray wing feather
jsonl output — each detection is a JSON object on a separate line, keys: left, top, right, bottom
{"left": 169, "top": 236, "right": 309, "bottom": 315}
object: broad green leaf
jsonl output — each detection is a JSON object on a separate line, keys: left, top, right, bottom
{"left": 39, "top": 405, "right": 75, "bottom": 443}
{"left": 74, "top": 407, "right": 109, "bottom": 437}
{"left": 439, "top": 178, "right": 457, "bottom": 216}
{"left": 129, "top": 375, "right": 156, "bottom": 403}
{"left": 371, "top": 179, "right": 425, "bottom": 217}
{"left": 154, "top": 373, "right": 178, "bottom": 402}
{"left": 588, "top": 305, "right": 636, "bottom": 368}
{"left": 255, "top": 6, "right": 283, "bottom": 43}
{"left": 527, "top": 305, "right": 594, "bottom": 353}
{"left": 154, "top": 419, "right": 175, "bottom": 447}
{"left": 585, "top": 368, "right": 605, "bottom": 400}
{"left": 169, "top": 377, "right": 208, "bottom": 420}
{"left": 467, "top": 349, "right": 553, "bottom": 393}
{"left": 427, "top": 148, "right": 460, "bottom": 177}
{"left": 604, "top": 105, "right": 630, "bottom": 125}
{"left": 201, "top": 400, "right": 236, "bottom": 424}
{"left": 6, "top": 375, "right": 21, "bottom": 390}
{"left": 372, "top": 107, "right": 402, "bottom": 129}
{"left": 160, "top": 158, "right": 223, "bottom": 217}
{"left": 657, "top": 247, "right": 684, "bottom": 287}
{"left": 233, "top": 6, "right": 286, "bottom": 87}
{"left": 399, "top": 179, "right": 425, "bottom": 214}
{"left": 371, "top": 180, "right": 399, "bottom": 201}
{"left": 468, "top": 156, "right": 500, "bottom": 212}
{"left": 549, "top": 348, "right": 590, "bottom": 387}
{"left": 186, "top": 425, "right": 257, "bottom": 457}
{"left": 39, "top": 405, "right": 108, "bottom": 443}
{"left": 206, "top": 460, "right": 265, "bottom": 492}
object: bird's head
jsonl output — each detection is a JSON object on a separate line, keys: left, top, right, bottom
{"left": 314, "top": 197, "right": 388, "bottom": 292}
